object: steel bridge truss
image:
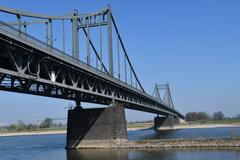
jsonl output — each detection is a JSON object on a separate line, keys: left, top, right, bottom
{"left": 0, "top": 6, "right": 144, "bottom": 92}
{"left": 0, "top": 6, "right": 184, "bottom": 118}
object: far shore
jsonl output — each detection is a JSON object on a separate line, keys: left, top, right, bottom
{"left": 0, "top": 130, "right": 66, "bottom": 137}
{"left": 174, "top": 123, "right": 240, "bottom": 129}
{"left": 128, "top": 122, "right": 240, "bottom": 131}
{"left": 0, "top": 123, "right": 240, "bottom": 137}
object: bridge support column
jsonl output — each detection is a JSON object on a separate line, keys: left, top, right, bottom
{"left": 174, "top": 117, "right": 180, "bottom": 125}
{"left": 154, "top": 115, "right": 179, "bottom": 130}
{"left": 66, "top": 104, "right": 127, "bottom": 149}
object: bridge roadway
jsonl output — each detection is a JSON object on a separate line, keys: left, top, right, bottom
{"left": 0, "top": 21, "right": 184, "bottom": 119}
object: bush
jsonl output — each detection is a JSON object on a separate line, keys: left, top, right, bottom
{"left": 7, "top": 124, "right": 17, "bottom": 131}
{"left": 16, "top": 120, "right": 26, "bottom": 131}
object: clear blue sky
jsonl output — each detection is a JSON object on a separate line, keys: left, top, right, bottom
{"left": 0, "top": 0, "right": 240, "bottom": 124}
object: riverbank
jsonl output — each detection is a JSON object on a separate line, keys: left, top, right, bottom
{"left": 175, "top": 123, "right": 240, "bottom": 129}
{"left": 0, "top": 128, "right": 144, "bottom": 137}
{"left": 0, "top": 124, "right": 150, "bottom": 137}
{"left": 128, "top": 121, "right": 240, "bottom": 131}
{"left": 1, "top": 122, "right": 240, "bottom": 137}
{"left": 0, "top": 130, "right": 66, "bottom": 137}
{"left": 127, "top": 122, "right": 153, "bottom": 131}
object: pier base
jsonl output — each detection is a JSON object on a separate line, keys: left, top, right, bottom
{"left": 174, "top": 117, "right": 180, "bottom": 125}
{"left": 66, "top": 104, "right": 127, "bottom": 149}
{"left": 154, "top": 115, "right": 177, "bottom": 130}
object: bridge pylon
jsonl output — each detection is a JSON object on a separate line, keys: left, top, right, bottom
{"left": 152, "top": 83, "right": 174, "bottom": 108}
{"left": 152, "top": 83, "right": 180, "bottom": 130}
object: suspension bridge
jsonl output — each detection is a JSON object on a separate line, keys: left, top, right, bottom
{"left": 0, "top": 6, "right": 184, "bottom": 148}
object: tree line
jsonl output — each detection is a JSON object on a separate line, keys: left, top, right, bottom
{"left": 0, "top": 118, "right": 66, "bottom": 132}
{"left": 185, "top": 111, "right": 240, "bottom": 121}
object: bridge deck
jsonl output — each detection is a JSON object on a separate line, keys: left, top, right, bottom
{"left": 0, "top": 21, "right": 184, "bottom": 119}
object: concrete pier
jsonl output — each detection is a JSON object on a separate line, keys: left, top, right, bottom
{"left": 66, "top": 104, "right": 127, "bottom": 149}
{"left": 154, "top": 115, "right": 177, "bottom": 130}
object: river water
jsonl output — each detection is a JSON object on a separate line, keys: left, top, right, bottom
{"left": 0, "top": 127, "right": 240, "bottom": 160}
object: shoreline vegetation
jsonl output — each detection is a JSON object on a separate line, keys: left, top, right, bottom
{"left": 1, "top": 119, "right": 240, "bottom": 137}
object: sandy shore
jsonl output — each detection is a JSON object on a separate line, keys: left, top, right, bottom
{"left": 129, "top": 123, "right": 240, "bottom": 131}
{"left": 0, "top": 129, "right": 140, "bottom": 137}
{"left": 127, "top": 127, "right": 152, "bottom": 131}
{"left": 0, "top": 130, "right": 66, "bottom": 137}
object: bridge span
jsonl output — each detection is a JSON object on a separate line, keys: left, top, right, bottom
{"left": 0, "top": 6, "right": 184, "bottom": 148}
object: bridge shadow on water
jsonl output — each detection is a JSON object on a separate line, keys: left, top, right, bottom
{"left": 66, "top": 149, "right": 176, "bottom": 160}
{"left": 66, "top": 148, "right": 240, "bottom": 160}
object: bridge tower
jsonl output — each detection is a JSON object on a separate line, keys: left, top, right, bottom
{"left": 152, "top": 83, "right": 180, "bottom": 130}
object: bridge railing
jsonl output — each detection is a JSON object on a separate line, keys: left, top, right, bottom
{"left": 0, "top": 21, "right": 83, "bottom": 67}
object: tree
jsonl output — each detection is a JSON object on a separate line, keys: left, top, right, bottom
{"left": 198, "top": 112, "right": 209, "bottom": 120}
{"left": 236, "top": 114, "right": 240, "bottom": 120}
{"left": 26, "top": 124, "right": 38, "bottom": 130}
{"left": 16, "top": 120, "right": 26, "bottom": 131}
{"left": 185, "top": 112, "right": 210, "bottom": 121}
{"left": 212, "top": 111, "right": 224, "bottom": 120}
{"left": 7, "top": 124, "right": 17, "bottom": 131}
{"left": 185, "top": 112, "right": 198, "bottom": 121}
{"left": 40, "top": 118, "right": 53, "bottom": 128}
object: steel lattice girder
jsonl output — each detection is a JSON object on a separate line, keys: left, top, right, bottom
{"left": 0, "top": 24, "right": 184, "bottom": 119}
